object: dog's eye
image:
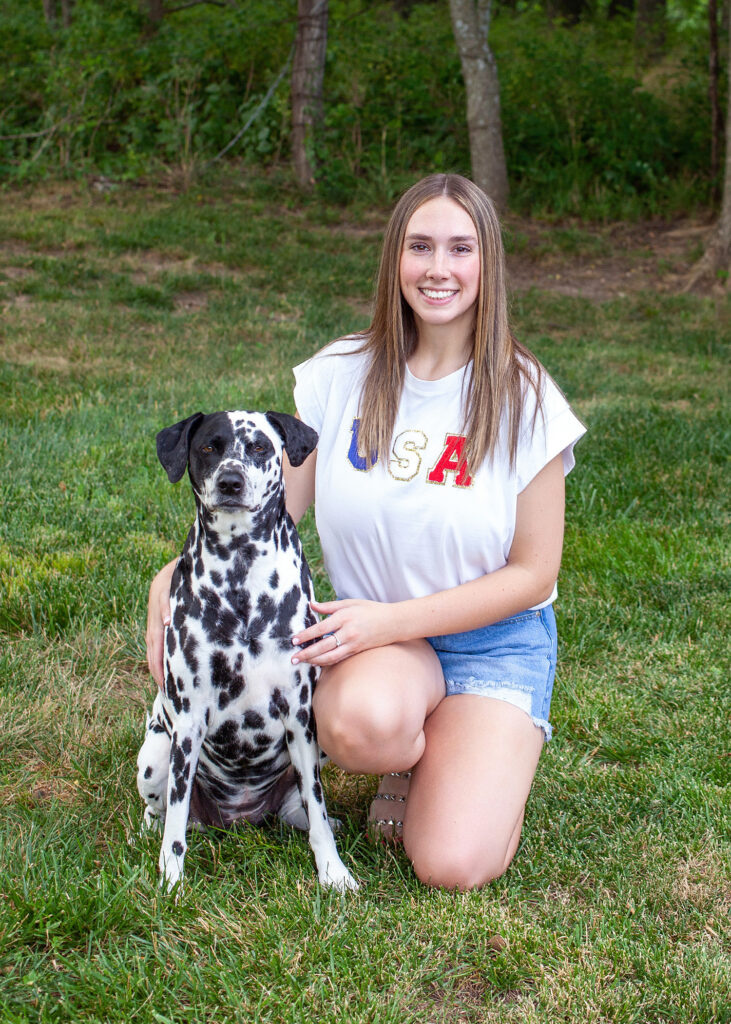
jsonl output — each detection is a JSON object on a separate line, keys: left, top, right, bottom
{"left": 252, "top": 444, "right": 265, "bottom": 453}
{"left": 200, "top": 445, "right": 214, "bottom": 454}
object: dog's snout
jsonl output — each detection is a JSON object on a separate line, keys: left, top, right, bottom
{"left": 217, "top": 469, "right": 245, "bottom": 497}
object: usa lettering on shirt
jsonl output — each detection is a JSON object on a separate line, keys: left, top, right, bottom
{"left": 347, "top": 418, "right": 473, "bottom": 488}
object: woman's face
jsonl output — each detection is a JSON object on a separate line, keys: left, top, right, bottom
{"left": 399, "top": 196, "right": 481, "bottom": 338}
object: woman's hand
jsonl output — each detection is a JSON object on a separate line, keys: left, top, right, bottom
{"left": 145, "top": 559, "right": 177, "bottom": 689}
{"left": 291, "top": 598, "right": 401, "bottom": 667}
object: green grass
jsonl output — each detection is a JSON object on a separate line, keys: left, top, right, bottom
{"left": 0, "top": 179, "right": 729, "bottom": 1024}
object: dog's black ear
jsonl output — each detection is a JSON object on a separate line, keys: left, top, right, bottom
{"left": 156, "top": 413, "right": 205, "bottom": 482}
{"left": 265, "top": 412, "right": 318, "bottom": 468}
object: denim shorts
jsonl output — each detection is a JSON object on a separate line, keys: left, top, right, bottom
{"left": 427, "top": 606, "right": 558, "bottom": 741}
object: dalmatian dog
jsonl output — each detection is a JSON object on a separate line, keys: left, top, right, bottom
{"left": 136, "top": 410, "right": 358, "bottom": 894}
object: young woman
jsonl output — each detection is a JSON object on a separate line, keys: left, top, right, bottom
{"left": 147, "top": 174, "right": 585, "bottom": 891}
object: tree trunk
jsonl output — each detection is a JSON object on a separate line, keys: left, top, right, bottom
{"left": 449, "top": 0, "right": 509, "bottom": 212}
{"left": 146, "top": 0, "right": 165, "bottom": 31}
{"left": 291, "top": 0, "right": 328, "bottom": 189}
{"left": 634, "top": 0, "right": 666, "bottom": 63}
{"left": 42, "top": 0, "right": 56, "bottom": 26}
{"left": 686, "top": 10, "right": 731, "bottom": 289}
{"left": 709, "top": 0, "right": 723, "bottom": 200}
{"left": 42, "top": 0, "right": 73, "bottom": 28}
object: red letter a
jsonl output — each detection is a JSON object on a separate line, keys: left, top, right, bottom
{"left": 427, "top": 436, "right": 472, "bottom": 487}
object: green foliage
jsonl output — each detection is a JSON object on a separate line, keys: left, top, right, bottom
{"left": 0, "top": 1, "right": 722, "bottom": 215}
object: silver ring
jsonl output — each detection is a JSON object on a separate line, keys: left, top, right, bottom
{"left": 332, "top": 632, "right": 342, "bottom": 648}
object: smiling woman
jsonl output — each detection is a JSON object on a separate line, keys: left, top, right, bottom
{"left": 283, "top": 174, "right": 586, "bottom": 890}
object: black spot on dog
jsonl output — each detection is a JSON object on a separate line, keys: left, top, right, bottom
{"left": 210, "top": 651, "right": 245, "bottom": 708}
{"left": 210, "top": 570, "right": 223, "bottom": 588}
{"left": 166, "top": 630, "right": 177, "bottom": 656}
{"left": 169, "top": 735, "right": 191, "bottom": 804}
{"left": 296, "top": 708, "right": 309, "bottom": 727}
{"left": 209, "top": 719, "right": 239, "bottom": 758}
{"left": 200, "top": 585, "right": 222, "bottom": 613}
{"left": 269, "top": 569, "right": 279, "bottom": 590}
{"left": 172, "top": 840, "right": 184, "bottom": 856}
{"left": 273, "top": 585, "right": 301, "bottom": 639}
{"left": 257, "top": 592, "right": 277, "bottom": 623}
{"left": 299, "top": 684, "right": 309, "bottom": 705}
{"left": 268, "top": 688, "right": 290, "bottom": 719}
{"left": 312, "top": 780, "right": 323, "bottom": 803}
{"left": 144, "top": 766, "right": 153, "bottom": 779}
{"left": 182, "top": 644, "right": 199, "bottom": 676}
{"left": 243, "top": 710, "right": 265, "bottom": 730}
{"left": 300, "top": 559, "right": 312, "bottom": 599}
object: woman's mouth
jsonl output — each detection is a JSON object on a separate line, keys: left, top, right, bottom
{"left": 420, "top": 288, "right": 458, "bottom": 302}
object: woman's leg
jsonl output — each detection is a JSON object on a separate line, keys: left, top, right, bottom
{"left": 313, "top": 644, "right": 544, "bottom": 892}
{"left": 312, "top": 639, "right": 445, "bottom": 775}
{"left": 403, "top": 694, "right": 544, "bottom": 891}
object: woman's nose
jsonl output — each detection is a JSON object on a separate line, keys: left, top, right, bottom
{"left": 426, "top": 249, "right": 449, "bottom": 279}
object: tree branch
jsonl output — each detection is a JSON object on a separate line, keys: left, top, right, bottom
{"left": 164, "top": 0, "right": 229, "bottom": 13}
{"left": 207, "top": 45, "right": 294, "bottom": 165}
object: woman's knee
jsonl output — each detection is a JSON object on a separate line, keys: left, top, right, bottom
{"left": 405, "top": 807, "right": 525, "bottom": 891}
{"left": 315, "top": 678, "right": 423, "bottom": 771}
{"left": 406, "top": 836, "right": 515, "bottom": 892}
{"left": 313, "top": 648, "right": 438, "bottom": 772}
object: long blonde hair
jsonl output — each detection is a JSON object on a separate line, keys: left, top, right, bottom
{"left": 354, "top": 173, "right": 544, "bottom": 472}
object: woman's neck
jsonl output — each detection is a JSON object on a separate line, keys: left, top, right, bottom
{"left": 407, "top": 322, "right": 473, "bottom": 381}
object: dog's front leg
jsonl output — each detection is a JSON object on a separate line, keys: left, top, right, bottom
{"left": 137, "top": 694, "right": 172, "bottom": 833}
{"left": 159, "top": 721, "right": 205, "bottom": 894}
{"left": 285, "top": 723, "right": 359, "bottom": 893}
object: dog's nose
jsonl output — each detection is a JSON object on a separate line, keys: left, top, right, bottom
{"left": 217, "top": 470, "right": 245, "bottom": 496}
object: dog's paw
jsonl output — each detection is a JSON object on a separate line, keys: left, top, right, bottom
{"left": 159, "top": 849, "right": 185, "bottom": 896}
{"left": 141, "top": 808, "right": 164, "bottom": 834}
{"left": 320, "top": 862, "right": 359, "bottom": 894}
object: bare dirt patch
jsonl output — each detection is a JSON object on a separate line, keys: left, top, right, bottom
{"left": 505, "top": 218, "right": 720, "bottom": 300}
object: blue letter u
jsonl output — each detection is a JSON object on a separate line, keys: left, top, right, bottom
{"left": 347, "top": 419, "right": 376, "bottom": 471}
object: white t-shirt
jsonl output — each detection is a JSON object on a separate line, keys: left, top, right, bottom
{"left": 293, "top": 335, "right": 586, "bottom": 609}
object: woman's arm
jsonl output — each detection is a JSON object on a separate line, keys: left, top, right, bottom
{"left": 291, "top": 454, "right": 566, "bottom": 666}
{"left": 283, "top": 445, "right": 317, "bottom": 525}
{"left": 145, "top": 557, "right": 177, "bottom": 687}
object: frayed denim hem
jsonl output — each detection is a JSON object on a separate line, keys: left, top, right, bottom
{"left": 444, "top": 678, "right": 553, "bottom": 742}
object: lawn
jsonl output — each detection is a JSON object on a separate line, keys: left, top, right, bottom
{"left": 0, "top": 175, "right": 729, "bottom": 1023}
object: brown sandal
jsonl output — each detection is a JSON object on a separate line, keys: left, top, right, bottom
{"left": 367, "top": 770, "right": 411, "bottom": 843}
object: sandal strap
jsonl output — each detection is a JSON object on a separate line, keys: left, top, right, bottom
{"left": 388, "top": 770, "right": 412, "bottom": 780}
{"left": 372, "top": 792, "right": 406, "bottom": 803}
{"left": 372, "top": 818, "right": 404, "bottom": 828}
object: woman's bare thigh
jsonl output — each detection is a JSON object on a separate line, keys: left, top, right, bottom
{"left": 312, "top": 639, "right": 445, "bottom": 775}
